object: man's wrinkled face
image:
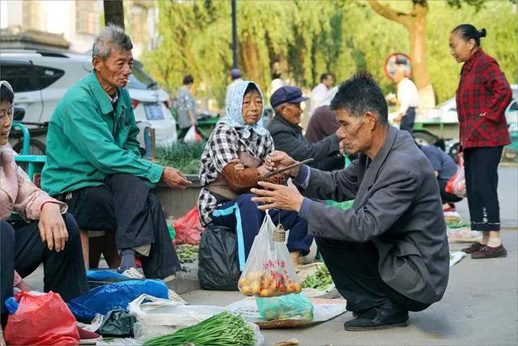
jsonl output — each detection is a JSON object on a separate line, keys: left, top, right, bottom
{"left": 242, "top": 90, "right": 263, "bottom": 125}
{"left": 0, "top": 100, "right": 12, "bottom": 145}
{"left": 335, "top": 108, "right": 372, "bottom": 155}
{"left": 280, "top": 102, "right": 303, "bottom": 126}
{"left": 93, "top": 48, "right": 133, "bottom": 89}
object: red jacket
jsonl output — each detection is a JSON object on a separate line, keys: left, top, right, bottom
{"left": 456, "top": 49, "right": 511, "bottom": 149}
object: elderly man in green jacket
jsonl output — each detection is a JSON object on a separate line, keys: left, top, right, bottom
{"left": 42, "top": 25, "right": 191, "bottom": 279}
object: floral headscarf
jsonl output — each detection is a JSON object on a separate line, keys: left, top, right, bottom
{"left": 218, "top": 80, "right": 269, "bottom": 139}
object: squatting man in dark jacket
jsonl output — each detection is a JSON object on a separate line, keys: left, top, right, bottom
{"left": 252, "top": 73, "right": 449, "bottom": 331}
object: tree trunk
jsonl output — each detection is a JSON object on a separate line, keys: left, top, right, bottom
{"left": 240, "top": 34, "right": 263, "bottom": 87}
{"left": 104, "top": 0, "right": 125, "bottom": 30}
{"left": 368, "top": 0, "right": 435, "bottom": 107}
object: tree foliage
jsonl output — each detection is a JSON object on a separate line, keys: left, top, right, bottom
{"left": 140, "top": 0, "right": 517, "bottom": 107}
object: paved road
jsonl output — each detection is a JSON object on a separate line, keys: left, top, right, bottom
{"left": 22, "top": 167, "right": 518, "bottom": 345}
{"left": 456, "top": 166, "right": 517, "bottom": 228}
{"left": 181, "top": 231, "right": 518, "bottom": 346}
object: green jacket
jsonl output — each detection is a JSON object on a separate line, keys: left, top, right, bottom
{"left": 42, "top": 71, "right": 163, "bottom": 196}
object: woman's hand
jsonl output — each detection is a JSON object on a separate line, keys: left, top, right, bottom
{"left": 229, "top": 158, "right": 245, "bottom": 172}
{"left": 251, "top": 179, "right": 304, "bottom": 212}
{"left": 39, "top": 203, "right": 68, "bottom": 252}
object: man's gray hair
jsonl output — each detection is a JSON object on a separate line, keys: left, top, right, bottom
{"left": 92, "top": 24, "right": 133, "bottom": 60}
{"left": 274, "top": 103, "right": 287, "bottom": 115}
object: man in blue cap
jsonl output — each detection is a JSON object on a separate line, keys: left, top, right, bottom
{"left": 267, "top": 86, "right": 346, "bottom": 171}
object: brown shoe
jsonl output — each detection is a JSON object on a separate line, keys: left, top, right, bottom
{"left": 461, "top": 242, "right": 485, "bottom": 254}
{"left": 471, "top": 245, "right": 507, "bottom": 259}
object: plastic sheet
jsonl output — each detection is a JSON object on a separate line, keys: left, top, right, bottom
{"left": 69, "top": 280, "right": 168, "bottom": 315}
{"left": 97, "top": 309, "right": 136, "bottom": 337}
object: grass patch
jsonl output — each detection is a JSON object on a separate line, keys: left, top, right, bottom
{"left": 156, "top": 142, "right": 206, "bottom": 174}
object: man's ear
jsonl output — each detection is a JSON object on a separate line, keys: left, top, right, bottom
{"left": 364, "top": 111, "right": 377, "bottom": 130}
{"left": 92, "top": 56, "right": 102, "bottom": 72}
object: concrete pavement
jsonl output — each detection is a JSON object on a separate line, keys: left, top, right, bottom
{"left": 21, "top": 166, "right": 518, "bottom": 345}
{"left": 181, "top": 231, "right": 518, "bottom": 346}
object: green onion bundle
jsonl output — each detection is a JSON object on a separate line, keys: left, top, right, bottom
{"left": 143, "top": 311, "right": 255, "bottom": 346}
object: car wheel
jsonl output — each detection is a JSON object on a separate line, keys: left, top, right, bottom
{"left": 413, "top": 131, "right": 438, "bottom": 147}
{"left": 13, "top": 139, "right": 46, "bottom": 155}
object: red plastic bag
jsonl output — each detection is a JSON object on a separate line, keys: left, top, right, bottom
{"left": 5, "top": 291, "right": 80, "bottom": 345}
{"left": 446, "top": 157, "right": 466, "bottom": 198}
{"left": 173, "top": 206, "right": 205, "bottom": 245}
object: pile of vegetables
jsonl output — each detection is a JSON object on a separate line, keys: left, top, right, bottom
{"left": 156, "top": 142, "right": 205, "bottom": 174}
{"left": 302, "top": 265, "right": 333, "bottom": 291}
{"left": 175, "top": 244, "right": 198, "bottom": 263}
{"left": 446, "top": 220, "right": 470, "bottom": 229}
{"left": 239, "top": 271, "right": 302, "bottom": 297}
{"left": 143, "top": 311, "right": 255, "bottom": 346}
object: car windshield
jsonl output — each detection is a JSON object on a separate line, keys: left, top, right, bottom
{"left": 129, "top": 61, "right": 158, "bottom": 90}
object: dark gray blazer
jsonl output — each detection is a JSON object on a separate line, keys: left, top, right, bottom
{"left": 267, "top": 115, "right": 344, "bottom": 171}
{"left": 300, "top": 126, "right": 449, "bottom": 304}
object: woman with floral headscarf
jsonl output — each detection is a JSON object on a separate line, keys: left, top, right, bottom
{"left": 0, "top": 81, "right": 89, "bottom": 338}
{"left": 198, "top": 81, "right": 312, "bottom": 268}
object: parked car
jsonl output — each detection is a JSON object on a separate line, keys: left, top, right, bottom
{"left": 389, "top": 84, "right": 518, "bottom": 161}
{"left": 0, "top": 49, "right": 177, "bottom": 153}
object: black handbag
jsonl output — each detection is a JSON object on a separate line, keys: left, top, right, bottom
{"left": 198, "top": 224, "right": 240, "bottom": 290}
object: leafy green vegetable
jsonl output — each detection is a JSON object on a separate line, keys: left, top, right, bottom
{"left": 301, "top": 265, "right": 334, "bottom": 291}
{"left": 143, "top": 311, "right": 255, "bottom": 346}
{"left": 176, "top": 243, "right": 199, "bottom": 263}
{"left": 156, "top": 142, "right": 206, "bottom": 174}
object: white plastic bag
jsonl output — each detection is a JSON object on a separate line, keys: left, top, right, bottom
{"left": 183, "top": 125, "right": 200, "bottom": 143}
{"left": 238, "top": 212, "right": 301, "bottom": 297}
{"left": 128, "top": 294, "right": 226, "bottom": 328}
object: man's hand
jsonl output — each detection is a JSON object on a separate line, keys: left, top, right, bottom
{"left": 39, "top": 203, "right": 68, "bottom": 252}
{"left": 335, "top": 126, "right": 346, "bottom": 141}
{"left": 393, "top": 113, "right": 403, "bottom": 124}
{"left": 161, "top": 167, "right": 192, "bottom": 189}
{"left": 251, "top": 179, "right": 304, "bottom": 212}
{"left": 264, "top": 151, "right": 299, "bottom": 177}
{"left": 385, "top": 93, "right": 397, "bottom": 104}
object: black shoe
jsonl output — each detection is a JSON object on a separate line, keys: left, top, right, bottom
{"left": 344, "top": 302, "right": 409, "bottom": 331}
{"left": 471, "top": 244, "right": 507, "bottom": 259}
{"left": 351, "top": 308, "right": 372, "bottom": 317}
{"left": 461, "top": 242, "right": 485, "bottom": 254}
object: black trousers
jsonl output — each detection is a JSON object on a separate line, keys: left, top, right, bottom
{"left": 0, "top": 214, "right": 89, "bottom": 314}
{"left": 464, "top": 147, "right": 503, "bottom": 231}
{"left": 438, "top": 179, "right": 463, "bottom": 204}
{"left": 400, "top": 107, "right": 416, "bottom": 136}
{"left": 58, "top": 174, "right": 181, "bottom": 279}
{"left": 316, "top": 237, "right": 430, "bottom": 313}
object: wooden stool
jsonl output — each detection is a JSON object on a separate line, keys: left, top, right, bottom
{"left": 80, "top": 230, "right": 120, "bottom": 269}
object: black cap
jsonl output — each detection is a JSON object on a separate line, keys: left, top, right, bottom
{"left": 270, "top": 86, "right": 309, "bottom": 108}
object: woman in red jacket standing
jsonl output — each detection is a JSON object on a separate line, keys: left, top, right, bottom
{"left": 449, "top": 24, "right": 512, "bottom": 259}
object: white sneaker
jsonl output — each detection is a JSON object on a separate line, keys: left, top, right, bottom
{"left": 120, "top": 267, "right": 145, "bottom": 279}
